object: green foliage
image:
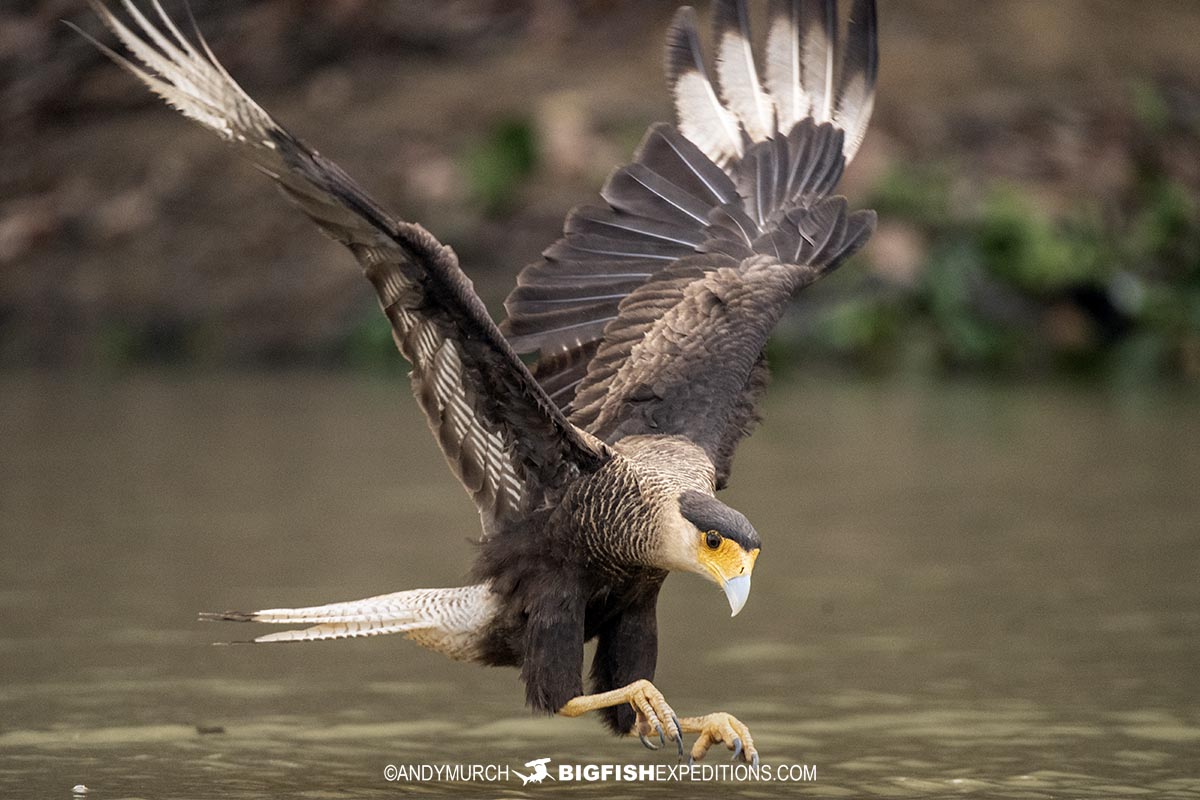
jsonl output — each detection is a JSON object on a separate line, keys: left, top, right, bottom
{"left": 817, "top": 150, "right": 1200, "bottom": 381}
{"left": 976, "top": 189, "right": 1108, "bottom": 294}
{"left": 1127, "top": 177, "right": 1200, "bottom": 283}
{"left": 1111, "top": 176, "right": 1200, "bottom": 379}
{"left": 922, "top": 241, "right": 1024, "bottom": 369}
{"left": 809, "top": 293, "right": 905, "bottom": 366}
{"left": 464, "top": 118, "right": 539, "bottom": 215}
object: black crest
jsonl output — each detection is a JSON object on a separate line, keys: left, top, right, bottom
{"left": 678, "top": 491, "right": 762, "bottom": 552}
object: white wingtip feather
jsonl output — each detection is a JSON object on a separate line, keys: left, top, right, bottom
{"left": 86, "top": 0, "right": 278, "bottom": 148}
{"left": 765, "top": 0, "right": 804, "bottom": 131}
{"left": 665, "top": 6, "right": 743, "bottom": 168}
{"left": 713, "top": 0, "right": 776, "bottom": 142}
{"left": 664, "top": 0, "right": 877, "bottom": 167}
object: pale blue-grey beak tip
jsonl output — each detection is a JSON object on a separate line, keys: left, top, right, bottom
{"left": 723, "top": 574, "right": 751, "bottom": 617}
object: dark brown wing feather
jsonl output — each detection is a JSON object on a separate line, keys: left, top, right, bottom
{"left": 501, "top": 123, "right": 736, "bottom": 395}
{"left": 569, "top": 197, "right": 874, "bottom": 486}
{"left": 87, "top": 1, "right": 609, "bottom": 536}
{"left": 503, "top": 118, "right": 846, "bottom": 412}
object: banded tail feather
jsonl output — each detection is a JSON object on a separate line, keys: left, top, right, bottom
{"left": 201, "top": 584, "right": 498, "bottom": 661}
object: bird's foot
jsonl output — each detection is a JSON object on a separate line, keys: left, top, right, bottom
{"left": 626, "top": 680, "right": 684, "bottom": 756}
{"left": 678, "top": 712, "right": 758, "bottom": 766}
{"left": 558, "top": 679, "right": 683, "bottom": 757}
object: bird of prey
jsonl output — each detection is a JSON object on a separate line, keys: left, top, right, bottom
{"left": 83, "top": 0, "right": 878, "bottom": 764}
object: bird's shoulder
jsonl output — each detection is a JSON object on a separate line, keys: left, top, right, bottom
{"left": 611, "top": 435, "right": 716, "bottom": 498}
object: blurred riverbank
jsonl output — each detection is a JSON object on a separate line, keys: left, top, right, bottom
{"left": 3, "top": 1, "right": 1199, "bottom": 380}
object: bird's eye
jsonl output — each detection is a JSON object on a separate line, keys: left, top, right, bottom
{"left": 704, "top": 531, "right": 722, "bottom": 550}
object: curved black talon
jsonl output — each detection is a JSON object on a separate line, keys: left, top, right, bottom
{"left": 639, "top": 733, "right": 660, "bottom": 751}
{"left": 656, "top": 723, "right": 666, "bottom": 747}
{"left": 687, "top": 754, "right": 695, "bottom": 767}
{"left": 751, "top": 752, "right": 760, "bottom": 768}
{"left": 731, "top": 736, "right": 743, "bottom": 762}
{"left": 672, "top": 715, "right": 684, "bottom": 758}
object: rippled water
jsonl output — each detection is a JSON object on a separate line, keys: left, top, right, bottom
{"left": 2, "top": 373, "right": 1198, "bottom": 798}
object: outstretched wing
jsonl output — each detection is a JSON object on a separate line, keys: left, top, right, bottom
{"left": 84, "top": 1, "right": 609, "bottom": 535}
{"left": 502, "top": 0, "right": 877, "bottom": 486}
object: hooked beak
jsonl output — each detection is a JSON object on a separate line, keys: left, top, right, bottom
{"left": 716, "top": 546, "right": 759, "bottom": 617}
{"left": 722, "top": 574, "right": 752, "bottom": 617}
{"left": 700, "top": 544, "right": 759, "bottom": 616}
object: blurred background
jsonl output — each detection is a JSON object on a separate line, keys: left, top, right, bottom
{"left": 3, "top": 0, "right": 1200, "bottom": 379}
{"left": 2, "top": 2, "right": 1199, "bottom": 798}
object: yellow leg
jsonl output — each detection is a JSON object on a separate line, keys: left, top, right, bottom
{"left": 558, "top": 680, "right": 759, "bottom": 763}
{"left": 677, "top": 712, "right": 758, "bottom": 765}
{"left": 558, "top": 679, "right": 684, "bottom": 754}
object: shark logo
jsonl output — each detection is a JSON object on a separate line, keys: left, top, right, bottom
{"left": 513, "top": 757, "right": 553, "bottom": 785}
